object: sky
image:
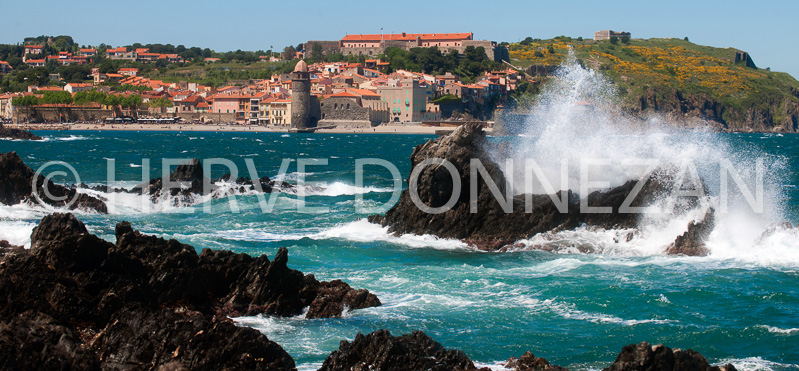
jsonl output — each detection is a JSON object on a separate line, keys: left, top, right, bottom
{"left": 2, "top": 0, "right": 797, "bottom": 78}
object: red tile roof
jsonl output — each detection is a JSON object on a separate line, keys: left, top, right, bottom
{"left": 342, "top": 32, "right": 472, "bottom": 42}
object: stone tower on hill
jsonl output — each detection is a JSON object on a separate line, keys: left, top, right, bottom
{"left": 291, "top": 60, "right": 314, "bottom": 129}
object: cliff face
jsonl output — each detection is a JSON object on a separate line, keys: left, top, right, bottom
{"left": 635, "top": 88, "right": 799, "bottom": 133}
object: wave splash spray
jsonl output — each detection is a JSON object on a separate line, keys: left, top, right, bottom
{"left": 493, "top": 51, "right": 797, "bottom": 265}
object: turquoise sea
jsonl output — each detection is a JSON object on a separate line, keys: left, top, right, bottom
{"left": 1, "top": 130, "right": 798, "bottom": 370}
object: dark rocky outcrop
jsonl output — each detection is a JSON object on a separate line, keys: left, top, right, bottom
{"left": 319, "top": 330, "right": 478, "bottom": 371}
{"left": 0, "top": 213, "right": 380, "bottom": 370}
{"left": 369, "top": 124, "right": 713, "bottom": 255}
{"left": 667, "top": 208, "right": 715, "bottom": 256}
{"left": 0, "top": 311, "right": 100, "bottom": 370}
{"left": 130, "top": 158, "right": 291, "bottom": 204}
{"left": 603, "top": 342, "right": 737, "bottom": 371}
{"left": 505, "top": 351, "right": 568, "bottom": 371}
{"left": 320, "top": 331, "right": 735, "bottom": 371}
{"left": 0, "top": 124, "right": 43, "bottom": 140}
{"left": 0, "top": 151, "right": 107, "bottom": 213}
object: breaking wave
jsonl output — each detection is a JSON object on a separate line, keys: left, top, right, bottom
{"left": 492, "top": 51, "right": 797, "bottom": 264}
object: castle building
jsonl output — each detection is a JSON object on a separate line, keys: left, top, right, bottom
{"left": 306, "top": 32, "right": 509, "bottom": 62}
{"left": 594, "top": 30, "right": 631, "bottom": 41}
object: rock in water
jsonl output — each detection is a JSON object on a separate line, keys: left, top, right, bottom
{"left": 0, "top": 124, "right": 43, "bottom": 140}
{"left": 0, "top": 152, "right": 107, "bottom": 213}
{"left": 369, "top": 123, "right": 713, "bottom": 255}
{"left": 130, "top": 158, "right": 286, "bottom": 203}
{"left": 504, "top": 351, "right": 568, "bottom": 370}
{"left": 603, "top": 342, "right": 737, "bottom": 371}
{"left": 319, "top": 329, "right": 477, "bottom": 371}
{"left": 317, "top": 331, "right": 738, "bottom": 371}
{"left": 0, "top": 213, "right": 381, "bottom": 369}
{"left": 667, "top": 208, "right": 715, "bottom": 256}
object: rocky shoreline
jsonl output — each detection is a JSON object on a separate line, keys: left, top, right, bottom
{"left": 318, "top": 330, "right": 736, "bottom": 371}
{"left": 0, "top": 208, "right": 743, "bottom": 370}
{"left": 0, "top": 213, "right": 379, "bottom": 370}
{"left": 0, "top": 215, "right": 738, "bottom": 370}
{"left": 369, "top": 123, "right": 714, "bottom": 255}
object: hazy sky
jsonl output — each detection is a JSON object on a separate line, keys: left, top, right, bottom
{"left": 3, "top": 0, "right": 797, "bottom": 78}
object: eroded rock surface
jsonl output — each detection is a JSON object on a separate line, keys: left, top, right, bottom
{"left": 0, "top": 213, "right": 380, "bottom": 370}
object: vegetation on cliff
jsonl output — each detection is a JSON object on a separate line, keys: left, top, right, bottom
{"left": 509, "top": 37, "right": 799, "bottom": 131}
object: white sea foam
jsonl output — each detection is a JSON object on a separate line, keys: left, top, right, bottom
{"left": 493, "top": 52, "right": 797, "bottom": 267}
{"left": 42, "top": 135, "right": 92, "bottom": 142}
{"left": 718, "top": 357, "right": 799, "bottom": 371}
{"left": 287, "top": 181, "right": 395, "bottom": 197}
{"left": 312, "top": 219, "right": 469, "bottom": 250}
{"left": 512, "top": 296, "right": 672, "bottom": 326}
{"left": 0, "top": 220, "right": 37, "bottom": 247}
{"left": 755, "top": 325, "right": 799, "bottom": 335}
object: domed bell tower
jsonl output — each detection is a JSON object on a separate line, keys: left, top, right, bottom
{"left": 290, "top": 60, "right": 312, "bottom": 129}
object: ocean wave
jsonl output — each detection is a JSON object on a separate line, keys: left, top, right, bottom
{"left": 754, "top": 325, "right": 799, "bottom": 335}
{"left": 513, "top": 296, "right": 673, "bottom": 326}
{"left": 211, "top": 219, "right": 469, "bottom": 250}
{"left": 718, "top": 357, "right": 799, "bottom": 371}
{"left": 312, "top": 219, "right": 469, "bottom": 250}
{"left": 286, "top": 181, "right": 396, "bottom": 197}
{"left": 0, "top": 220, "right": 37, "bottom": 247}
{"left": 43, "top": 135, "right": 93, "bottom": 142}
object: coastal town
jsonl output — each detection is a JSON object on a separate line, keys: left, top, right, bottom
{"left": 0, "top": 32, "right": 530, "bottom": 131}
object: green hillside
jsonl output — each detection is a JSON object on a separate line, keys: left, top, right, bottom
{"left": 509, "top": 37, "right": 799, "bottom": 132}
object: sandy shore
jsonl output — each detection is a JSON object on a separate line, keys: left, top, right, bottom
{"left": 12, "top": 123, "right": 490, "bottom": 135}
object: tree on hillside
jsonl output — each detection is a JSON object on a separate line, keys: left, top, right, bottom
{"left": 310, "top": 43, "right": 324, "bottom": 63}
{"left": 621, "top": 35, "right": 631, "bottom": 44}
{"left": 609, "top": 36, "right": 619, "bottom": 45}
{"left": 283, "top": 46, "right": 297, "bottom": 60}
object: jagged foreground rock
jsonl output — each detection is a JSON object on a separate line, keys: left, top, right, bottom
{"left": 0, "top": 213, "right": 380, "bottom": 370}
{"left": 0, "top": 124, "right": 43, "bottom": 140}
{"left": 369, "top": 123, "right": 714, "bottom": 255}
{"left": 319, "top": 330, "right": 736, "bottom": 371}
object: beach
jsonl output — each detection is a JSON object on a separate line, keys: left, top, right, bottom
{"left": 8, "top": 122, "right": 490, "bottom": 135}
